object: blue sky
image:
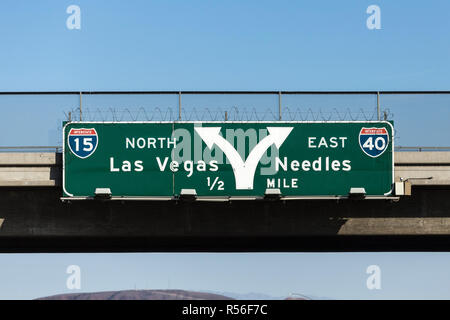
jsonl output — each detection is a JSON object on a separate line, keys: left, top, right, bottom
{"left": 1, "top": 1, "right": 450, "bottom": 299}
{"left": 1, "top": 0, "right": 449, "bottom": 91}
{"left": 0, "top": 0, "right": 449, "bottom": 146}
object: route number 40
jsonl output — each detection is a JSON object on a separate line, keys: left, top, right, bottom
{"left": 362, "top": 137, "right": 386, "bottom": 151}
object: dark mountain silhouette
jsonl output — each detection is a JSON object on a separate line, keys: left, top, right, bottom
{"left": 37, "top": 289, "right": 234, "bottom": 300}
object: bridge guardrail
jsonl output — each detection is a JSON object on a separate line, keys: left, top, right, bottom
{"left": 395, "top": 147, "right": 450, "bottom": 152}
{"left": 0, "top": 146, "right": 61, "bottom": 153}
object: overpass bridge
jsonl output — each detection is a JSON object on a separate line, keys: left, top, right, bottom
{"left": 0, "top": 150, "right": 449, "bottom": 252}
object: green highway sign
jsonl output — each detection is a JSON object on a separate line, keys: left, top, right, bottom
{"left": 62, "top": 121, "right": 394, "bottom": 198}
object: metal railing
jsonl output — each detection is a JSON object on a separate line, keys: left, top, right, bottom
{"left": 2, "top": 90, "right": 450, "bottom": 121}
{"left": 0, "top": 146, "right": 448, "bottom": 153}
{"left": 395, "top": 146, "right": 450, "bottom": 152}
{"left": 0, "top": 90, "right": 449, "bottom": 147}
{"left": 0, "top": 146, "right": 61, "bottom": 152}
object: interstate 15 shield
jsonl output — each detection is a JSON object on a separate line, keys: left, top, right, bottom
{"left": 359, "top": 127, "right": 389, "bottom": 158}
{"left": 67, "top": 128, "right": 98, "bottom": 159}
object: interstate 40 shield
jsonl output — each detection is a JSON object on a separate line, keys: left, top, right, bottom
{"left": 63, "top": 121, "right": 394, "bottom": 198}
{"left": 359, "top": 127, "right": 389, "bottom": 158}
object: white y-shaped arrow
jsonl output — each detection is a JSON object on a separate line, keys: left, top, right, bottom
{"left": 195, "top": 126, "right": 293, "bottom": 190}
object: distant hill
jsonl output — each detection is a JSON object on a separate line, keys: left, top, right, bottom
{"left": 205, "top": 290, "right": 321, "bottom": 300}
{"left": 36, "top": 289, "right": 234, "bottom": 300}
{"left": 204, "top": 290, "right": 286, "bottom": 300}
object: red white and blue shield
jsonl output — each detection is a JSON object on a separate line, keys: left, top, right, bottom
{"left": 68, "top": 128, "right": 98, "bottom": 159}
{"left": 359, "top": 127, "right": 389, "bottom": 158}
